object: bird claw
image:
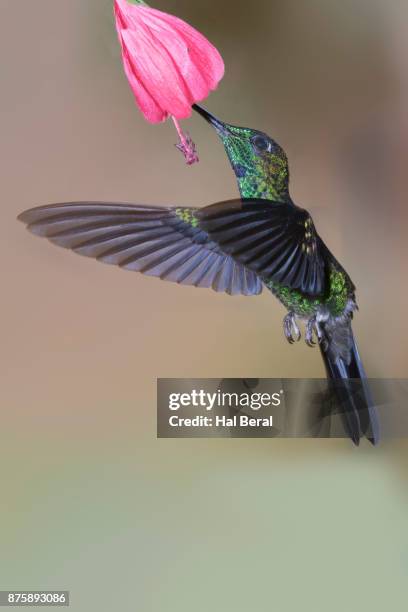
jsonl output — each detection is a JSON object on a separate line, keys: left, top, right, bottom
{"left": 305, "top": 316, "right": 325, "bottom": 348}
{"left": 283, "top": 312, "right": 301, "bottom": 344}
{"left": 284, "top": 313, "right": 328, "bottom": 349}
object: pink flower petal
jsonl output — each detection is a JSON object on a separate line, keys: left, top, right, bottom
{"left": 141, "top": 8, "right": 225, "bottom": 91}
{"left": 138, "top": 11, "right": 212, "bottom": 104}
{"left": 114, "top": 0, "right": 224, "bottom": 123}
{"left": 121, "top": 44, "right": 166, "bottom": 122}
{"left": 121, "top": 26, "right": 193, "bottom": 119}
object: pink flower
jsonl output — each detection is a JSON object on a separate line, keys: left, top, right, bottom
{"left": 114, "top": 0, "right": 225, "bottom": 164}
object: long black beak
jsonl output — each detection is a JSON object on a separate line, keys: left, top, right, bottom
{"left": 192, "top": 104, "right": 230, "bottom": 136}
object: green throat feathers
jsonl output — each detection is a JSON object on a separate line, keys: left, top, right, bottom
{"left": 217, "top": 125, "right": 290, "bottom": 202}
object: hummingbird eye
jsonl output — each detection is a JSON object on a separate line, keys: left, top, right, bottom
{"left": 251, "top": 135, "right": 271, "bottom": 153}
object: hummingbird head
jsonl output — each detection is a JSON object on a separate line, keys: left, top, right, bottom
{"left": 193, "top": 104, "right": 290, "bottom": 202}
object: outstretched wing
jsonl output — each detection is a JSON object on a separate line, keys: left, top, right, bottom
{"left": 197, "top": 199, "right": 327, "bottom": 296}
{"left": 18, "top": 202, "right": 262, "bottom": 296}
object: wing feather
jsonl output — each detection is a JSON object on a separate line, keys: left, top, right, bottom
{"left": 18, "top": 202, "right": 263, "bottom": 297}
{"left": 198, "top": 199, "right": 326, "bottom": 296}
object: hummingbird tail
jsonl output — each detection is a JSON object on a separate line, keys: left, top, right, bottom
{"left": 319, "top": 320, "right": 380, "bottom": 446}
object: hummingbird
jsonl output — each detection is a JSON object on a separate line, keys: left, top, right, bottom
{"left": 18, "top": 104, "right": 379, "bottom": 445}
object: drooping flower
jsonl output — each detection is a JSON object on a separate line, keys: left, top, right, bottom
{"left": 114, "top": 0, "right": 225, "bottom": 164}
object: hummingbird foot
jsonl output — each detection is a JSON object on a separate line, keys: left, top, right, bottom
{"left": 305, "top": 316, "right": 325, "bottom": 348}
{"left": 283, "top": 312, "right": 301, "bottom": 344}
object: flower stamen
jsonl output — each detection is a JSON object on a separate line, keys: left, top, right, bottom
{"left": 172, "top": 117, "right": 199, "bottom": 165}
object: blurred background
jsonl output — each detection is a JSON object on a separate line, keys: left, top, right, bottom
{"left": 1, "top": 0, "right": 408, "bottom": 609}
